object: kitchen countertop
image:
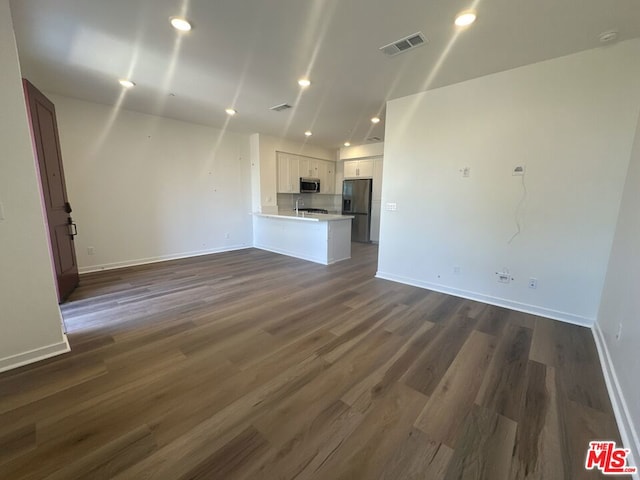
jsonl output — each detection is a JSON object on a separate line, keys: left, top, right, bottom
{"left": 254, "top": 212, "right": 354, "bottom": 222}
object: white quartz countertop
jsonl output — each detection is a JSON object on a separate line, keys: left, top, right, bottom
{"left": 254, "top": 212, "right": 354, "bottom": 222}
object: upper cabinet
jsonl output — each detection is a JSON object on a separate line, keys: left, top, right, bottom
{"left": 318, "top": 161, "right": 335, "bottom": 194}
{"left": 343, "top": 160, "right": 357, "bottom": 179}
{"left": 277, "top": 153, "right": 300, "bottom": 193}
{"left": 277, "top": 152, "right": 335, "bottom": 194}
{"left": 343, "top": 159, "right": 373, "bottom": 179}
{"left": 299, "top": 158, "right": 320, "bottom": 178}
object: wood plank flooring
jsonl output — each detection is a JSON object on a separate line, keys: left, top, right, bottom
{"left": 0, "top": 244, "right": 625, "bottom": 479}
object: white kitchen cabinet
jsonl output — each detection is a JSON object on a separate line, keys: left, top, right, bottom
{"left": 343, "top": 160, "right": 358, "bottom": 179}
{"left": 318, "top": 160, "right": 335, "bottom": 194}
{"left": 298, "top": 158, "right": 309, "bottom": 178}
{"left": 358, "top": 159, "right": 373, "bottom": 178}
{"left": 334, "top": 161, "right": 344, "bottom": 195}
{"left": 343, "top": 159, "right": 373, "bottom": 178}
{"left": 299, "top": 158, "right": 319, "bottom": 178}
{"left": 326, "top": 161, "right": 335, "bottom": 194}
{"left": 277, "top": 152, "right": 300, "bottom": 193}
{"left": 278, "top": 152, "right": 336, "bottom": 194}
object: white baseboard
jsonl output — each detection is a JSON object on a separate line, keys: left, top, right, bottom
{"left": 0, "top": 336, "right": 70, "bottom": 374}
{"left": 592, "top": 323, "right": 640, "bottom": 479}
{"left": 375, "top": 271, "right": 594, "bottom": 327}
{"left": 254, "top": 244, "right": 329, "bottom": 265}
{"left": 78, "top": 245, "right": 252, "bottom": 274}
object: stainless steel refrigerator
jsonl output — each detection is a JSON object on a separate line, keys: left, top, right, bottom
{"left": 342, "top": 179, "right": 372, "bottom": 243}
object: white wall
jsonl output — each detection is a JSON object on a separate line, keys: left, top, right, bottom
{"left": 249, "top": 134, "right": 262, "bottom": 213}
{"left": 339, "top": 142, "right": 384, "bottom": 160}
{"left": 378, "top": 39, "right": 640, "bottom": 326}
{"left": 251, "top": 133, "right": 336, "bottom": 214}
{"left": 595, "top": 112, "right": 640, "bottom": 469}
{"left": 0, "top": 0, "right": 68, "bottom": 372}
{"left": 50, "top": 95, "right": 253, "bottom": 273}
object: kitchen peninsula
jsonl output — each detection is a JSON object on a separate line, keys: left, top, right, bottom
{"left": 253, "top": 212, "right": 353, "bottom": 265}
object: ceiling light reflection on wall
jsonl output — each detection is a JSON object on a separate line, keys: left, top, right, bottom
{"left": 118, "top": 79, "right": 135, "bottom": 88}
{"left": 599, "top": 31, "right": 619, "bottom": 43}
{"left": 298, "top": 78, "right": 311, "bottom": 88}
{"left": 225, "top": 108, "right": 237, "bottom": 116}
{"left": 455, "top": 11, "right": 477, "bottom": 27}
{"left": 371, "top": 116, "right": 381, "bottom": 124}
{"left": 170, "top": 17, "right": 192, "bottom": 31}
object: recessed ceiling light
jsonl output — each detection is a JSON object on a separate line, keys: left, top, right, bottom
{"left": 298, "top": 78, "right": 311, "bottom": 88}
{"left": 225, "top": 108, "right": 237, "bottom": 116}
{"left": 371, "top": 116, "right": 381, "bottom": 124}
{"left": 118, "top": 79, "right": 135, "bottom": 88}
{"left": 344, "top": 142, "right": 351, "bottom": 147}
{"left": 170, "top": 17, "right": 192, "bottom": 31}
{"left": 455, "top": 11, "right": 477, "bottom": 27}
{"left": 304, "top": 131, "right": 312, "bottom": 137}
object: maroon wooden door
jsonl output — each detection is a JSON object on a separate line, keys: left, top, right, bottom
{"left": 23, "top": 79, "right": 79, "bottom": 302}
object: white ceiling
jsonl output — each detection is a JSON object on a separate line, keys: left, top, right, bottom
{"left": 10, "top": 0, "right": 640, "bottom": 149}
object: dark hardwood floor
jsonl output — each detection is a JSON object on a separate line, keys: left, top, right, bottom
{"left": 0, "top": 244, "right": 623, "bottom": 479}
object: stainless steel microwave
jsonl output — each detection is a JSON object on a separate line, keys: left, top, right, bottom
{"left": 300, "top": 178, "right": 320, "bottom": 193}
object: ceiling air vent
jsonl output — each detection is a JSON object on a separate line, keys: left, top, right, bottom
{"left": 368, "top": 136, "right": 382, "bottom": 142}
{"left": 379, "top": 32, "right": 427, "bottom": 57}
{"left": 269, "top": 103, "right": 293, "bottom": 112}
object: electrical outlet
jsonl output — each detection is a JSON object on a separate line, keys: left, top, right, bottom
{"left": 461, "top": 167, "right": 470, "bottom": 178}
{"left": 453, "top": 266, "right": 461, "bottom": 275}
{"left": 0, "top": 201, "right": 5, "bottom": 221}
{"left": 528, "top": 278, "right": 537, "bottom": 289}
{"left": 87, "top": 246, "right": 95, "bottom": 256}
{"left": 386, "top": 202, "right": 397, "bottom": 211}
{"left": 225, "top": 233, "right": 230, "bottom": 239}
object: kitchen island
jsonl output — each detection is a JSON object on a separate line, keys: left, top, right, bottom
{"left": 253, "top": 212, "right": 353, "bottom": 265}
